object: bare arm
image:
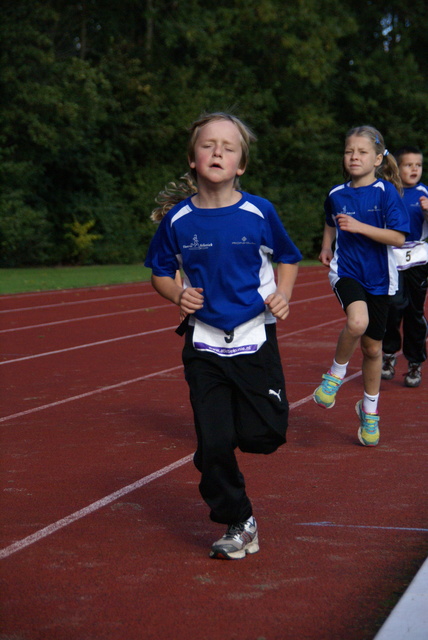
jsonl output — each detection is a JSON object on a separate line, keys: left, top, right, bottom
{"left": 318, "top": 223, "right": 336, "bottom": 267}
{"left": 335, "top": 214, "right": 406, "bottom": 247}
{"left": 151, "top": 274, "right": 204, "bottom": 315}
{"left": 264, "top": 262, "right": 299, "bottom": 321}
{"left": 420, "top": 196, "right": 428, "bottom": 223}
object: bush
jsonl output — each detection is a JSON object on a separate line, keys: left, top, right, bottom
{"left": 0, "top": 198, "right": 56, "bottom": 267}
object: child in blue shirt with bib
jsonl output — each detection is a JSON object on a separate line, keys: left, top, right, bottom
{"left": 313, "top": 125, "right": 409, "bottom": 446}
{"left": 381, "top": 146, "right": 428, "bottom": 387}
{"left": 145, "top": 112, "right": 301, "bottom": 559}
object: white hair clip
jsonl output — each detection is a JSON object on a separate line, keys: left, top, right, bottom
{"left": 383, "top": 149, "right": 389, "bottom": 156}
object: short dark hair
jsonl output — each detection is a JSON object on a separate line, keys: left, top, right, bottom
{"left": 393, "top": 146, "right": 423, "bottom": 165}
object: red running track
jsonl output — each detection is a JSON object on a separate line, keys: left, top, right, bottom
{"left": 1, "top": 266, "right": 427, "bottom": 640}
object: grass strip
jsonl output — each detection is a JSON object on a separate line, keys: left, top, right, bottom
{"left": 0, "top": 261, "right": 318, "bottom": 295}
{"left": 0, "top": 265, "right": 152, "bottom": 295}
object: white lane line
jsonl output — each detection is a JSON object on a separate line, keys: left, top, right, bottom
{"left": 296, "top": 522, "right": 428, "bottom": 533}
{"left": 0, "top": 303, "right": 172, "bottom": 334}
{"left": 0, "top": 296, "right": 336, "bottom": 361}
{"left": 0, "top": 282, "right": 150, "bottom": 300}
{"left": 0, "top": 366, "right": 361, "bottom": 424}
{"left": 291, "top": 294, "right": 333, "bottom": 304}
{"left": 0, "top": 291, "right": 157, "bottom": 314}
{"left": 289, "top": 371, "right": 362, "bottom": 409}
{"left": 0, "top": 390, "right": 326, "bottom": 558}
{"left": 1, "top": 377, "right": 423, "bottom": 561}
{"left": 293, "top": 278, "right": 327, "bottom": 288}
{"left": 0, "top": 293, "right": 334, "bottom": 334}
{"left": 0, "top": 300, "right": 338, "bottom": 364}
{"left": 0, "top": 365, "right": 184, "bottom": 423}
{"left": 277, "top": 316, "right": 343, "bottom": 340}
{"left": 0, "top": 454, "right": 194, "bottom": 560}
{"left": 0, "top": 316, "right": 347, "bottom": 420}
{"left": 0, "top": 325, "right": 178, "bottom": 365}
{"left": 0, "top": 273, "right": 326, "bottom": 306}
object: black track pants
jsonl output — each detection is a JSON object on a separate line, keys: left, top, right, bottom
{"left": 182, "top": 323, "right": 288, "bottom": 525}
{"left": 383, "top": 265, "right": 428, "bottom": 364}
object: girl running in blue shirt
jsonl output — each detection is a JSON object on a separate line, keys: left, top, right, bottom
{"left": 381, "top": 146, "right": 428, "bottom": 387}
{"left": 313, "top": 125, "right": 410, "bottom": 446}
{"left": 145, "top": 112, "right": 302, "bottom": 559}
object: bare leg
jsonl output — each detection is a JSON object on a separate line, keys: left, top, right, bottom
{"left": 314, "top": 301, "right": 371, "bottom": 410}
{"left": 361, "top": 334, "right": 382, "bottom": 396}
{"left": 335, "top": 300, "right": 369, "bottom": 364}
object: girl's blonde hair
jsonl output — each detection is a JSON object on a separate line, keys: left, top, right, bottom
{"left": 150, "top": 172, "right": 197, "bottom": 222}
{"left": 343, "top": 125, "right": 403, "bottom": 194}
{"left": 151, "top": 112, "right": 256, "bottom": 222}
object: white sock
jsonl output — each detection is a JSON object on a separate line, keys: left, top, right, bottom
{"left": 329, "top": 359, "right": 348, "bottom": 379}
{"left": 363, "top": 392, "right": 379, "bottom": 414}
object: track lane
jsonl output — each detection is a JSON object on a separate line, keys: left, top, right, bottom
{"left": 1, "top": 268, "right": 427, "bottom": 640}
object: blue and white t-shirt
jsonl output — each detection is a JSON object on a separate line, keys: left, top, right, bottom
{"left": 391, "top": 183, "right": 428, "bottom": 270}
{"left": 402, "top": 183, "right": 428, "bottom": 242}
{"left": 145, "top": 192, "right": 302, "bottom": 332}
{"left": 324, "top": 179, "right": 410, "bottom": 295}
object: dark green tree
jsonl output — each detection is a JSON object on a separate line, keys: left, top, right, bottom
{"left": 1, "top": 0, "right": 427, "bottom": 266}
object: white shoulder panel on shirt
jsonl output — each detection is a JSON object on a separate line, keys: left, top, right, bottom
{"left": 373, "top": 181, "right": 385, "bottom": 191}
{"left": 170, "top": 204, "right": 192, "bottom": 226}
{"left": 416, "top": 185, "right": 428, "bottom": 196}
{"left": 329, "top": 184, "right": 346, "bottom": 196}
{"left": 239, "top": 201, "right": 265, "bottom": 218}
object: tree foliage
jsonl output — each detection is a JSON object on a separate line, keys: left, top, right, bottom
{"left": 1, "top": 0, "right": 427, "bottom": 266}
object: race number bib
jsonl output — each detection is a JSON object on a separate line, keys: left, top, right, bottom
{"left": 393, "top": 241, "right": 428, "bottom": 271}
{"left": 192, "top": 313, "right": 267, "bottom": 357}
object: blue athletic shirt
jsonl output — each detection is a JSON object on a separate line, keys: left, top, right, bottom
{"left": 324, "top": 179, "right": 410, "bottom": 295}
{"left": 402, "top": 183, "right": 428, "bottom": 241}
{"left": 145, "top": 192, "right": 302, "bottom": 332}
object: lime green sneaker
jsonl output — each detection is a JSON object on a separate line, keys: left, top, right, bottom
{"left": 313, "top": 372, "right": 343, "bottom": 409}
{"left": 356, "top": 400, "right": 380, "bottom": 447}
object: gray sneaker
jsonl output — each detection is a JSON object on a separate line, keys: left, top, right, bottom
{"left": 381, "top": 354, "right": 396, "bottom": 380}
{"left": 404, "top": 363, "right": 422, "bottom": 387}
{"left": 210, "top": 516, "right": 259, "bottom": 560}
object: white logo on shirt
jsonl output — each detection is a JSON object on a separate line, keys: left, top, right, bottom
{"left": 183, "top": 234, "right": 213, "bottom": 250}
{"left": 232, "top": 236, "right": 256, "bottom": 245}
{"left": 337, "top": 206, "right": 356, "bottom": 216}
